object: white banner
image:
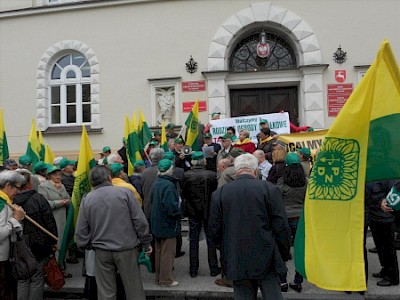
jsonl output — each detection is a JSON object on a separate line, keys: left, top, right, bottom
{"left": 209, "top": 112, "right": 290, "bottom": 143}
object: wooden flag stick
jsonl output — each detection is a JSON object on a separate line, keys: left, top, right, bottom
{"left": 7, "top": 203, "right": 58, "bottom": 241}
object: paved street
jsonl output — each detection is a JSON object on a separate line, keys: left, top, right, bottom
{"left": 45, "top": 233, "right": 400, "bottom": 300}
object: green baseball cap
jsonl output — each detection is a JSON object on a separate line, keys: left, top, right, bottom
{"left": 297, "top": 147, "right": 311, "bottom": 158}
{"left": 47, "top": 165, "right": 61, "bottom": 174}
{"left": 220, "top": 133, "right": 233, "bottom": 140}
{"left": 191, "top": 151, "right": 204, "bottom": 160}
{"left": 19, "top": 154, "right": 33, "bottom": 166}
{"left": 59, "top": 158, "right": 74, "bottom": 169}
{"left": 230, "top": 148, "right": 245, "bottom": 158}
{"left": 164, "top": 151, "right": 175, "bottom": 161}
{"left": 166, "top": 123, "right": 175, "bottom": 129}
{"left": 259, "top": 119, "right": 269, "bottom": 125}
{"left": 154, "top": 130, "right": 161, "bottom": 136}
{"left": 174, "top": 138, "right": 184, "bottom": 144}
{"left": 158, "top": 159, "right": 172, "bottom": 172}
{"left": 149, "top": 140, "right": 159, "bottom": 146}
{"left": 33, "top": 161, "right": 48, "bottom": 173}
{"left": 211, "top": 112, "right": 221, "bottom": 118}
{"left": 285, "top": 153, "right": 301, "bottom": 166}
{"left": 203, "top": 133, "right": 212, "bottom": 139}
{"left": 134, "top": 160, "right": 145, "bottom": 168}
{"left": 109, "top": 163, "right": 124, "bottom": 176}
{"left": 103, "top": 146, "right": 111, "bottom": 153}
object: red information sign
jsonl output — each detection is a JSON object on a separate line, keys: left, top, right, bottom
{"left": 182, "top": 81, "right": 206, "bottom": 92}
{"left": 327, "top": 84, "right": 353, "bottom": 117}
{"left": 182, "top": 101, "right": 207, "bottom": 112}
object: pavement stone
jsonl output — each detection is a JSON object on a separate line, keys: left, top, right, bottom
{"left": 47, "top": 235, "right": 400, "bottom": 299}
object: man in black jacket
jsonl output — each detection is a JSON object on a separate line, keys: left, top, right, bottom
{"left": 209, "top": 153, "right": 291, "bottom": 300}
{"left": 182, "top": 151, "right": 218, "bottom": 278}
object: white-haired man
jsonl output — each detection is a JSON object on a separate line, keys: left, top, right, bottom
{"left": 209, "top": 154, "right": 291, "bottom": 300}
{"left": 253, "top": 150, "right": 272, "bottom": 180}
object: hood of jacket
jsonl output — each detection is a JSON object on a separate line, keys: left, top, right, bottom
{"left": 13, "top": 190, "right": 36, "bottom": 206}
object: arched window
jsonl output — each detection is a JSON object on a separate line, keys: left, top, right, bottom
{"left": 230, "top": 31, "right": 297, "bottom": 72}
{"left": 49, "top": 52, "right": 91, "bottom": 126}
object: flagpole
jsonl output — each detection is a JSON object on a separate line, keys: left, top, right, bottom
{"left": 7, "top": 203, "right": 58, "bottom": 241}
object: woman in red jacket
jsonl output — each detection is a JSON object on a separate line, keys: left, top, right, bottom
{"left": 233, "top": 129, "right": 256, "bottom": 154}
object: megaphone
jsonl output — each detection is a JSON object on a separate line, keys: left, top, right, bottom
{"left": 181, "top": 145, "right": 193, "bottom": 156}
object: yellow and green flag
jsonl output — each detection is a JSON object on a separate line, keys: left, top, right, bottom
{"left": 295, "top": 40, "right": 400, "bottom": 291}
{"left": 38, "top": 130, "right": 46, "bottom": 161}
{"left": 44, "top": 143, "right": 55, "bottom": 166}
{"left": 184, "top": 99, "right": 200, "bottom": 150}
{"left": 126, "top": 112, "right": 143, "bottom": 174}
{"left": 58, "top": 126, "right": 96, "bottom": 265}
{"left": 25, "top": 119, "right": 40, "bottom": 164}
{"left": 138, "top": 110, "right": 152, "bottom": 147}
{"left": 0, "top": 109, "right": 9, "bottom": 165}
{"left": 161, "top": 120, "right": 168, "bottom": 151}
{"left": 124, "top": 116, "right": 134, "bottom": 176}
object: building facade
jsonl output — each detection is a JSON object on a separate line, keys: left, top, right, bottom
{"left": 0, "top": 0, "right": 399, "bottom": 156}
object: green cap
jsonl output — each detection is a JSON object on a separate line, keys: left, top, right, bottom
{"left": 59, "top": 158, "right": 74, "bottom": 169}
{"left": 259, "top": 119, "right": 269, "bottom": 125}
{"left": 137, "top": 250, "right": 152, "bottom": 273}
{"left": 47, "top": 165, "right": 61, "bottom": 174}
{"left": 230, "top": 148, "right": 245, "bottom": 158}
{"left": 166, "top": 123, "right": 175, "bottom": 129}
{"left": 19, "top": 154, "right": 33, "bottom": 166}
{"left": 174, "top": 138, "right": 184, "bottom": 144}
{"left": 103, "top": 146, "right": 111, "bottom": 153}
{"left": 211, "top": 112, "right": 220, "bottom": 118}
{"left": 164, "top": 151, "right": 175, "bottom": 161}
{"left": 220, "top": 133, "right": 233, "bottom": 140}
{"left": 109, "top": 163, "right": 124, "bottom": 176}
{"left": 134, "top": 160, "right": 145, "bottom": 169}
{"left": 297, "top": 148, "right": 311, "bottom": 158}
{"left": 203, "top": 133, "right": 212, "bottom": 139}
{"left": 158, "top": 159, "right": 172, "bottom": 172}
{"left": 191, "top": 151, "right": 204, "bottom": 160}
{"left": 154, "top": 130, "right": 161, "bottom": 136}
{"left": 69, "top": 160, "right": 77, "bottom": 166}
{"left": 33, "top": 161, "right": 48, "bottom": 173}
{"left": 149, "top": 140, "right": 159, "bottom": 146}
{"left": 285, "top": 153, "right": 301, "bottom": 166}
{"left": 386, "top": 184, "right": 400, "bottom": 211}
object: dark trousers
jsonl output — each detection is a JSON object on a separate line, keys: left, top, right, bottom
{"left": 233, "top": 272, "right": 283, "bottom": 300}
{"left": 189, "top": 218, "right": 219, "bottom": 273}
{"left": 369, "top": 220, "right": 399, "bottom": 283}
{"left": 0, "top": 260, "right": 16, "bottom": 300}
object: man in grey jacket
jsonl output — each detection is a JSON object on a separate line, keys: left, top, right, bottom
{"left": 76, "top": 165, "right": 152, "bottom": 300}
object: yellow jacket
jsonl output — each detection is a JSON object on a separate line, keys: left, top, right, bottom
{"left": 112, "top": 178, "right": 143, "bottom": 207}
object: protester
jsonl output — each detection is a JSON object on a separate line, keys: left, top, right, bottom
{"left": 259, "top": 119, "right": 278, "bottom": 137}
{"left": 3, "top": 159, "right": 18, "bottom": 171}
{"left": 203, "top": 133, "right": 221, "bottom": 172}
{"left": 216, "top": 133, "right": 233, "bottom": 163}
{"left": 38, "top": 165, "right": 70, "bottom": 267}
{"left": 76, "top": 165, "right": 152, "bottom": 300}
{"left": 166, "top": 123, "right": 178, "bottom": 139}
{"left": 172, "top": 138, "right": 191, "bottom": 171}
{"left": 297, "top": 147, "right": 312, "bottom": 178}
{"left": 117, "top": 137, "right": 128, "bottom": 174}
{"left": 365, "top": 180, "right": 399, "bottom": 286}
{"left": 253, "top": 150, "right": 272, "bottom": 180}
{"left": 182, "top": 151, "right": 219, "bottom": 278}
{"left": 110, "top": 163, "right": 142, "bottom": 206}
{"left": 209, "top": 154, "right": 291, "bottom": 299}
{"left": 217, "top": 148, "right": 244, "bottom": 188}
{"left": 257, "top": 128, "right": 275, "bottom": 163}
{"left": 277, "top": 153, "right": 307, "bottom": 292}
{"left": 98, "top": 146, "right": 111, "bottom": 165}
{"left": 267, "top": 147, "right": 287, "bottom": 184}
{"left": 128, "top": 160, "right": 146, "bottom": 200}
{"left": 33, "top": 161, "right": 48, "bottom": 184}
{"left": 19, "top": 154, "right": 40, "bottom": 191}
{"left": 0, "top": 171, "right": 26, "bottom": 300}
{"left": 233, "top": 129, "right": 256, "bottom": 154}
{"left": 151, "top": 159, "right": 181, "bottom": 287}
{"left": 14, "top": 168, "right": 58, "bottom": 300}
{"left": 59, "top": 158, "right": 76, "bottom": 197}
{"left": 226, "top": 126, "right": 238, "bottom": 143}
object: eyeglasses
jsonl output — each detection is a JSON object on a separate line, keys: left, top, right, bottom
{"left": 11, "top": 183, "right": 22, "bottom": 190}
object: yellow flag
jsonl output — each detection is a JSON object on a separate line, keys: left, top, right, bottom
{"left": 295, "top": 40, "right": 400, "bottom": 291}
{"left": 44, "top": 144, "right": 55, "bottom": 165}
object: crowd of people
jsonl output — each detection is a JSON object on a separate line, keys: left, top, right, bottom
{"left": 0, "top": 118, "right": 399, "bottom": 300}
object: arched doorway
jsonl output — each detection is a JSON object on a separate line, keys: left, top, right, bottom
{"left": 204, "top": 2, "right": 327, "bottom": 129}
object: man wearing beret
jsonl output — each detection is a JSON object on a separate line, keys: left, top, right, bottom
{"left": 151, "top": 159, "right": 181, "bottom": 287}
{"left": 182, "top": 151, "right": 219, "bottom": 278}
{"left": 76, "top": 165, "right": 152, "bottom": 299}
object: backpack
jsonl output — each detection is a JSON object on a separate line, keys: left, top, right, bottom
{"left": 9, "top": 230, "right": 39, "bottom": 280}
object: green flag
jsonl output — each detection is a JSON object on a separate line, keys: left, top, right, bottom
{"left": 138, "top": 110, "right": 152, "bottom": 147}
{"left": 184, "top": 100, "right": 201, "bottom": 150}
{"left": 25, "top": 119, "right": 40, "bottom": 164}
{"left": 58, "top": 126, "right": 96, "bottom": 265}
{"left": 0, "top": 109, "right": 9, "bottom": 165}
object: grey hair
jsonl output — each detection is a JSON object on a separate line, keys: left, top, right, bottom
{"left": 239, "top": 129, "right": 250, "bottom": 138}
{"left": 0, "top": 170, "right": 26, "bottom": 189}
{"left": 191, "top": 158, "right": 206, "bottom": 167}
{"left": 158, "top": 165, "right": 174, "bottom": 177}
{"left": 253, "top": 150, "right": 265, "bottom": 161}
{"left": 234, "top": 153, "right": 258, "bottom": 172}
{"left": 150, "top": 148, "right": 165, "bottom": 164}
{"left": 89, "top": 165, "right": 111, "bottom": 187}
